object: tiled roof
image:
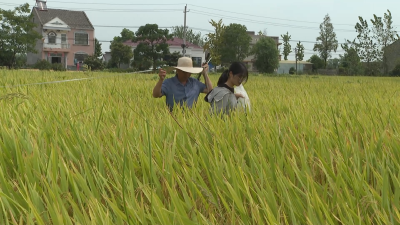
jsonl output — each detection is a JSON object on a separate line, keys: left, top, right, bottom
{"left": 124, "top": 37, "right": 203, "bottom": 49}
{"left": 33, "top": 8, "right": 94, "bottom": 30}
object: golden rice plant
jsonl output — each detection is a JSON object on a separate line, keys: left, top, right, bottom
{"left": 0, "top": 70, "right": 399, "bottom": 224}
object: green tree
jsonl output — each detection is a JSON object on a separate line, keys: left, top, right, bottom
{"left": 340, "top": 40, "right": 362, "bottom": 75}
{"left": 296, "top": 41, "right": 305, "bottom": 61}
{"left": 307, "top": 54, "right": 324, "bottom": 72}
{"left": 313, "top": 14, "right": 338, "bottom": 69}
{"left": 370, "top": 10, "right": 397, "bottom": 75}
{"left": 220, "top": 23, "right": 251, "bottom": 64}
{"left": 84, "top": 55, "right": 104, "bottom": 71}
{"left": 113, "top": 28, "right": 135, "bottom": 43}
{"left": 94, "top": 38, "right": 102, "bottom": 58}
{"left": 109, "top": 28, "right": 135, "bottom": 68}
{"left": 110, "top": 41, "right": 132, "bottom": 68}
{"left": 354, "top": 17, "right": 379, "bottom": 75}
{"left": 0, "top": 3, "right": 41, "bottom": 68}
{"left": 203, "top": 19, "right": 226, "bottom": 66}
{"left": 327, "top": 58, "right": 339, "bottom": 69}
{"left": 172, "top": 26, "right": 204, "bottom": 47}
{"left": 164, "top": 51, "right": 182, "bottom": 67}
{"left": 251, "top": 36, "right": 279, "bottom": 73}
{"left": 281, "top": 32, "right": 292, "bottom": 60}
{"left": 15, "top": 53, "right": 26, "bottom": 68}
{"left": 132, "top": 24, "right": 173, "bottom": 70}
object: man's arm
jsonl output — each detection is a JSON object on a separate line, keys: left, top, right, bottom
{"left": 202, "top": 65, "right": 213, "bottom": 93}
{"left": 153, "top": 69, "right": 166, "bottom": 98}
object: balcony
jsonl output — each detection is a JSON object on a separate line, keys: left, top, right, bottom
{"left": 43, "top": 43, "right": 71, "bottom": 51}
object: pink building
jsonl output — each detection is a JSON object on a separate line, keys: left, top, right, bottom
{"left": 27, "top": 7, "right": 95, "bottom": 69}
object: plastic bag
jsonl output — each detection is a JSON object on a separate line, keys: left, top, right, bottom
{"left": 234, "top": 84, "right": 251, "bottom": 112}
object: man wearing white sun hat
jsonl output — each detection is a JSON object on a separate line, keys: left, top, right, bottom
{"left": 152, "top": 57, "right": 213, "bottom": 111}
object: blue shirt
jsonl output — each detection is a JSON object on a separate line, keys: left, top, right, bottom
{"left": 161, "top": 75, "right": 207, "bottom": 110}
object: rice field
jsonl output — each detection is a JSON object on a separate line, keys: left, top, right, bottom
{"left": 0, "top": 70, "right": 399, "bottom": 225}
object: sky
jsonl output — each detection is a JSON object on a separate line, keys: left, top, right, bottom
{"left": 2, "top": 0, "right": 400, "bottom": 61}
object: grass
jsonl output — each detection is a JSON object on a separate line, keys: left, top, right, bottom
{"left": 0, "top": 70, "right": 399, "bottom": 224}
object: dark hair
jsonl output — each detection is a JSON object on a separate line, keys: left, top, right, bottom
{"left": 217, "top": 62, "right": 248, "bottom": 86}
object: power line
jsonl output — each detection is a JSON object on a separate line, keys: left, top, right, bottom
{"left": 190, "top": 10, "right": 356, "bottom": 32}
{"left": 49, "top": 1, "right": 185, "bottom": 6}
{"left": 188, "top": 4, "right": 357, "bottom": 27}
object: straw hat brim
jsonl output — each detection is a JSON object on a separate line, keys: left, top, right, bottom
{"left": 174, "top": 67, "right": 203, "bottom": 74}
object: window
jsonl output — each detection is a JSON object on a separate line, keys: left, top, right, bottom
{"left": 48, "top": 32, "right": 56, "bottom": 44}
{"left": 61, "top": 34, "right": 66, "bottom": 43}
{"left": 75, "top": 32, "right": 88, "bottom": 45}
{"left": 74, "top": 53, "right": 88, "bottom": 63}
{"left": 192, "top": 57, "right": 202, "bottom": 67}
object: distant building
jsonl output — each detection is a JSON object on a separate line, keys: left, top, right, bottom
{"left": 243, "top": 31, "right": 282, "bottom": 72}
{"left": 122, "top": 38, "right": 205, "bottom": 69}
{"left": 27, "top": 6, "right": 95, "bottom": 70}
{"left": 384, "top": 39, "right": 400, "bottom": 73}
{"left": 278, "top": 60, "right": 313, "bottom": 74}
{"left": 102, "top": 51, "right": 111, "bottom": 64}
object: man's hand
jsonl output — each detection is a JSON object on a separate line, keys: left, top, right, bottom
{"left": 153, "top": 69, "right": 166, "bottom": 98}
{"left": 202, "top": 64, "right": 209, "bottom": 75}
{"left": 159, "top": 69, "right": 166, "bottom": 80}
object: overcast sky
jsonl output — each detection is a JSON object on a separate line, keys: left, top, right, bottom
{"left": 2, "top": 0, "right": 399, "bottom": 60}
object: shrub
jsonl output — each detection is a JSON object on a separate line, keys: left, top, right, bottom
{"left": 51, "top": 63, "right": 66, "bottom": 71}
{"left": 33, "top": 60, "right": 51, "bottom": 70}
{"left": 84, "top": 56, "right": 104, "bottom": 71}
{"left": 289, "top": 67, "right": 296, "bottom": 74}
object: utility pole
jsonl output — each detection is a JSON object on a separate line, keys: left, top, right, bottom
{"left": 182, "top": 4, "right": 189, "bottom": 57}
{"left": 295, "top": 48, "right": 298, "bottom": 75}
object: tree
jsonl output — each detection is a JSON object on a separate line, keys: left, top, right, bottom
{"left": 110, "top": 41, "right": 132, "bottom": 68}
{"left": 133, "top": 24, "right": 173, "bottom": 70}
{"left": 94, "top": 38, "right": 102, "bottom": 58}
{"left": 258, "top": 29, "right": 268, "bottom": 36}
{"left": 203, "top": 19, "right": 225, "bottom": 66}
{"left": 109, "top": 28, "right": 135, "bottom": 68}
{"left": 0, "top": 3, "right": 41, "bottom": 68}
{"left": 340, "top": 40, "right": 362, "bottom": 75}
{"left": 251, "top": 36, "right": 279, "bottom": 73}
{"left": 113, "top": 28, "right": 135, "bottom": 43}
{"left": 354, "top": 17, "right": 379, "bottom": 75}
{"left": 307, "top": 54, "right": 324, "bottom": 72}
{"left": 313, "top": 14, "right": 338, "bottom": 69}
{"left": 164, "top": 51, "right": 182, "bottom": 67}
{"left": 220, "top": 23, "right": 251, "bottom": 64}
{"left": 172, "top": 26, "right": 204, "bottom": 47}
{"left": 84, "top": 55, "right": 104, "bottom": 71}
{"left": 370, "top": 10, "right": 398, "bottom": 75}
{"left": 327, "top": 58, "right": 339, "bottom": 69}
{"left": 281, "top": 32, "right": 292, "bottom": 60}
{"left": 296, "top": 41, "right": 305, "bottom": 61}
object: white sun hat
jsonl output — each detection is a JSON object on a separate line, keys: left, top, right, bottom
{"left": 174, "top": 57, "right": 203, "bottom": 74}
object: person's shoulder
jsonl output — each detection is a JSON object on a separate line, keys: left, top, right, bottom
{"left": 163, "top": 76, "right": 176, "bottom": 84}
{"left": 208, "top": 87, "right": 232, "bottom": 101}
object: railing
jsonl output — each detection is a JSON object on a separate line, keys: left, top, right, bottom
{"left": 43, "top": 43, "right": 70, "bottom": 49}
{"left": 61, "top": 43, "right": 70, "bottom": 49}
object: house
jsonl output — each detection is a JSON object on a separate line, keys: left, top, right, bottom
{"left": 102, "top": 51, "right": 111, "bottom": 64}
{"left": 27, "top": 5, "right": 95, "bottom": 70}
{"left": 244, "top": 31, "right": 282, "bottom": 72}
{"left": 384, "top": 39, "right": 400, "bottom": 73}
{"left": 123, "top": 37, "right": 205, "bottom": 69}
{"left": 277, "top": 60, "right": 313, "bottom": 74}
